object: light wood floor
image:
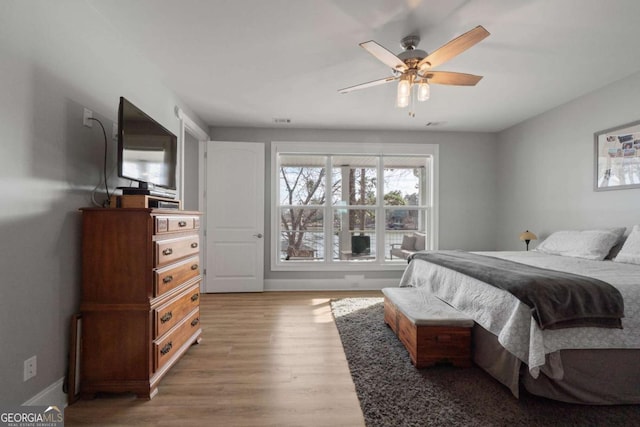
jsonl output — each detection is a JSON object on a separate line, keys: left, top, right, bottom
{"left": 64, "top": 290, "right": 382, "bottom": 426}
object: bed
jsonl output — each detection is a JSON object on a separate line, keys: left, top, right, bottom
{"left": 398, "top": 227, "right": 640, "bottom": 405}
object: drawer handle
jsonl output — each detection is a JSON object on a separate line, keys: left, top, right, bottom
{"left": 162, "top": 248, "right": 173, "bottom": 256}
{"left": 178, "top": 220, "right": 187, "bottom": 227}
{"left": 436, "top": 335, "right": 452, "bottom": 343}
{"left": 191, "top": 293, "right": 199, "bottom": 302}
{"left": 160, "top": 342, "right": 173, "bottom": 356}
{"left": 191, "top": 318, "right": 200, "bottom": 327}
{"left": 163, "top": 275, "right": 173, "bottom": 284}
{"left": 191, "top": 264, "right": 198, "bottom": 271}
{"left": 160, "top": 312, "right": 173, "bottom": 324}
{"left": 190, "top": 242, "right": 198, "bottom": 249}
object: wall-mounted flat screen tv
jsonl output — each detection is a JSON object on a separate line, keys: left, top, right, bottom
{"left": 117, "top": 97, "right": 177, "bottom": 194}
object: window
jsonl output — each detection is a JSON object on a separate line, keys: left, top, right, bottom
{"left": 272, "top": 142, "right": 438, "bottom": 270}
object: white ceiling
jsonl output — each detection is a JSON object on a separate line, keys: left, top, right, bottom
{"left": 90, "top": 0, "right": 640, "bottom": 132}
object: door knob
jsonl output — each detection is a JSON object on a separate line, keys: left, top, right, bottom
{"left": 253, "top": 233, "right": 263, "bottom": 238}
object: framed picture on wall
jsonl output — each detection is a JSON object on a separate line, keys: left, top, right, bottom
{"left": 594, "top": 119, "right": 640, "bottom": 191}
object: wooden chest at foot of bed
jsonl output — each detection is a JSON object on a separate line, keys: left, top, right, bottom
{"left": 384, "top": 297, "right": 400, "bottom": 334}
{"left": 396, "top": 308, "right": 472, "bottom": 368}
{"left": 382, "top": 288, "right": 473, "bottom": 368}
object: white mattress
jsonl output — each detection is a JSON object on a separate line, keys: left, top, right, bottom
{"left": 398, "top": 251, "right": 640, "bottom": 377}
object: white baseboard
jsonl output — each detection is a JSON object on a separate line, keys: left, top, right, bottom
{"left": 264, "top": 277, "right": 398, "bottom": 291}
{"left": 23, "top": 377, "right": 67, "bottom": 408}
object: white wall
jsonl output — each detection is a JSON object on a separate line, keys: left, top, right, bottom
{"left": 496, "top": 71, "right": 640, "bottom": 250}
{"left": 210, "top": 127, "right": 499, "bottom": 282}
{"left": 0, "top": 1, "right": 206, "bottom": 405}
{"left": 183, "top": 132, "right": 200, "bottom": 211}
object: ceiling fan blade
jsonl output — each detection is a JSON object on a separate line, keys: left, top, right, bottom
{"left": 423, "top": 71, "right": 483, "bottom": 86}
{"left": 360, "top": 41, "right": 408, "bottom": 72}
{"left": 338, "top": 76, "right": 399, "bottom": 94}
{"left": 418, "top": 25, "right": 490, "bottom": 70}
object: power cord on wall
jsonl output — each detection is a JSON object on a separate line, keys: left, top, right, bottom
{"left": 88, "top": 117, "right": 112, "bottom": 207}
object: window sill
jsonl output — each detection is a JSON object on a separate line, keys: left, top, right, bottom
{"left": 271, "top": 260, "right": 409, "bottom": 272}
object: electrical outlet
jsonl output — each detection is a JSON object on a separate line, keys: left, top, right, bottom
{"left": 83, "top": 108, "right": 93, "bottom": 128}
{"left": 24, "top": 356, "right": 36, "bottom": 381}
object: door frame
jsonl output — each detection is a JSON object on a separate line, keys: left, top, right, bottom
{"left": 175, "top": 107, "right": 209, "bottom": 292}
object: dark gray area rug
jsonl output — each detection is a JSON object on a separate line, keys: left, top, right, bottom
{"left": 331, "top": 297, "right": 640, "bottom": 427}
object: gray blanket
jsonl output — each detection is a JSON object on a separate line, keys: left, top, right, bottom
{"left": 409, "top": 251, "right": 624, "bottom": 330}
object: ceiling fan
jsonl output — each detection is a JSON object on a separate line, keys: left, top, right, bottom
{"left": 339, "top": 25, "right": 490, "bottom": 116}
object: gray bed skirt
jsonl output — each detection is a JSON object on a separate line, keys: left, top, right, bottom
{"left": 472, "top": 325, "right": 640, "bottom": 405}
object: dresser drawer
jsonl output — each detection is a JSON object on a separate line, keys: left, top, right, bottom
{"left": 154, "top": 255, "right": 201, "bottom": 297}
{"left": 154, "top": 308, "right": 200, "bottom": 371}
{"left": 155, "top": 215, "right": 200, "bottom": 234}
{"left": 154, "top": 283, "right": 200, "bottom": 338}
{"left": 155, "top": 235, "right": 200, "bottom": 267}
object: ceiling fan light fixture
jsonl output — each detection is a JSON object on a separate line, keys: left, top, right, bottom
{"left": 417, "top": 81, "right": 430, "bottom": 102}
{"left": 396, "top": 94, "right": 410, "bottom": 108}
{"left": 396, "top": 77, "right": 411, "bottom": 108}
{"left": 397, "top": 78, "right": 410, "bottom": 97}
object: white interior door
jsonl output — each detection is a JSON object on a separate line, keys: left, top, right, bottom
{"left": 205, "top": 141, "right": 264, "bottom": 292}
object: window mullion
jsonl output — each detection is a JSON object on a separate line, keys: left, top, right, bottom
{"left": 338, "top": 164, "right": 350, "bottom": 261}
{"left": 325, "top": 156, "right": 333, "bottom": 264}
{"left": 376, "top": 156, "right": 383, "bottom": 264}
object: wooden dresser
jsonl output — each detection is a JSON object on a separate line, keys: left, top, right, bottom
{"left": 79, "top": 208, "right": 202, "bottom": 399}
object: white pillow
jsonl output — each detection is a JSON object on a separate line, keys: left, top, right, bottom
{"left": 535, "top": 228, "right": 626, "bottom": 260}
{"left": 614, "top": 225, "right": 640, "bottom": 265}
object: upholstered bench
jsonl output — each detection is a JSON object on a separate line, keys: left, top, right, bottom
{"left": 382, "top": 287, "right": 474, "bottom": 368}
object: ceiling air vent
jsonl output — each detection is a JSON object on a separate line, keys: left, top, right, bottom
{"left": 273, "top": 118, "right": 292, "bottom": 124}
{"left": 425, "top": 121, "right": 446, "bottom": 127}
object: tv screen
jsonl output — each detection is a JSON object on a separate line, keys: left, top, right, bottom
{"left": 117, "top": 97, "right": 177, "bottom": 191}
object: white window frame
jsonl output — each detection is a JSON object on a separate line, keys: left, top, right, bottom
{"left": 271, "top": 141, "right": 439, "bottom": 271}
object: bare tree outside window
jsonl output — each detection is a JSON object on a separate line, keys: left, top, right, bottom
{"left": 280, "top": 164, "right": 336, "bottom": 259}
